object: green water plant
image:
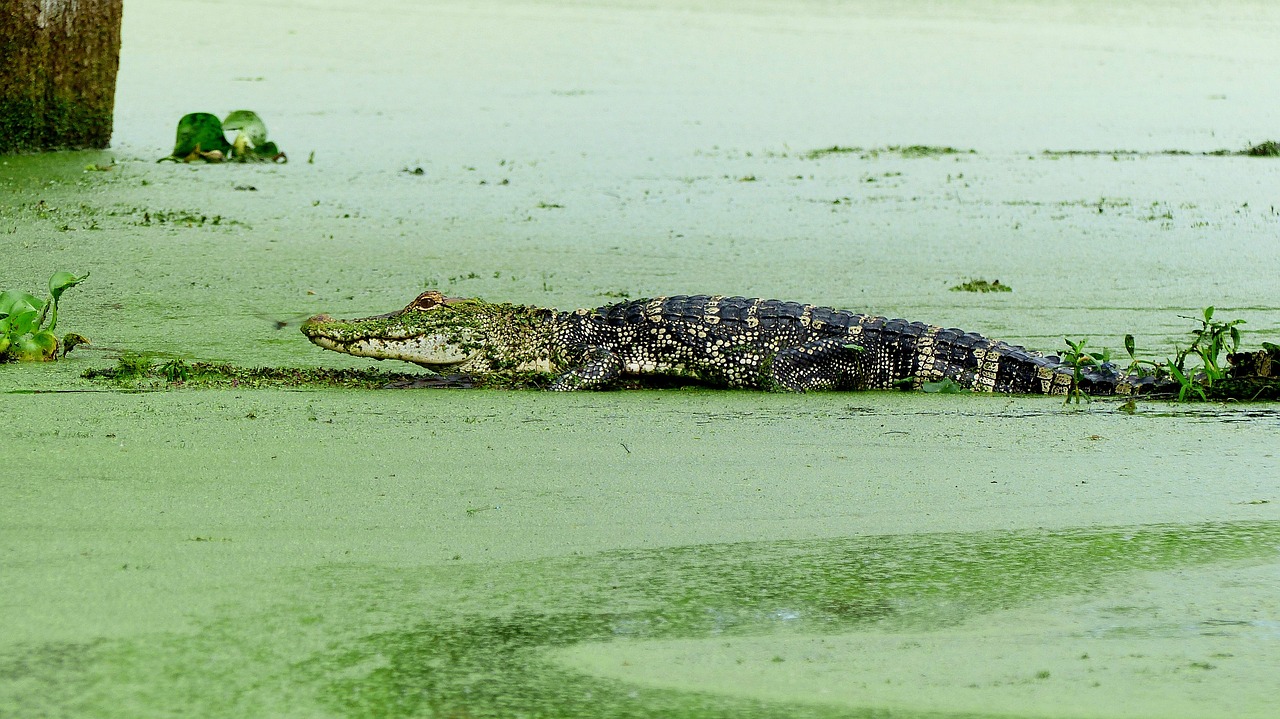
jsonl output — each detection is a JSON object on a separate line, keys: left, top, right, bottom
{"left": 1121, "top": 333, "right": 1162, "bottom": 377}
{"left": 1116, "top": 307, "right": 1261, "bottom": 402}
{"left": 1060, "top": 337, "right": 1111, "bottom": 404}
{"left": 0, "top": 271, "right": 89, "bottom": 362}
{"left": 950, "top": 278, "right": 1012, "bottom": 293}
{"left": 1165, "top": 306, "right": 1244, "bottom": 400}
{"left": 161, "top": 110, "right": 286, "bottom": 163}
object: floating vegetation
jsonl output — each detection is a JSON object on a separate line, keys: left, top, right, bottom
{"left": 1064, "top": 309, "right": 1280, "bottom": 402}
{"left": 950, "top": 279, "right": 1012, "bottom": 293}
{"left": 159, "top": 110, "right": 286, "bottom": 163}
{"left": 803, "top": 145, "right": 974, "bottom": 160}
{"left": 1244, "top": 140, "right": 1280, "bottom": 157}
{"left": 83, "top": 358, "right": 553, "bottom": 390}
{"left": 1, "top": 271, "right": 90, "bottom": 362}
{"left": 1042, "top": 140, "right": 1280, "bottom": 158}
{"left": 135, "top": 210, "right": 238, "bottom": 227}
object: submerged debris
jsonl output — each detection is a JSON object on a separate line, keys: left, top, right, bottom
{"left": 1214, "top": 344, "right": 1280, "bottom": 400}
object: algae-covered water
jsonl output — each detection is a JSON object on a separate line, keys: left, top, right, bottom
{"left": 3, "top": 1, "right": 1280, "bottom": 717}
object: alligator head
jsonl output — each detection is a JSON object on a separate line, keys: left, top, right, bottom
{"left": 301, "top": 290, "right": 557, "bottom": 372}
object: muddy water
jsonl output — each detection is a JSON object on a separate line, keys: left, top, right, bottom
{"left": 3, "top": 0, "right": 1280, "bottom": 717}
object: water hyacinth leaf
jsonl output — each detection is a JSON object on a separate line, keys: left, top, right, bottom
{"left": 32, "top": 331, "right": 58, "bottom": 357}
{"left": 8, "top": 307, "right": 40, "bottom": 336}
{"left": 222, "top": 110, "right": 268, "bottom": 147}
{"left": 47, "top": 271, "right": 87, "bottom": 332}
{"left": 0, "top": 290, "right": 42, "bottom": 318}
{"left": 171, "top": 113, "right": 232, "bottom": 158}
{"left": 252, "top": 141, "right": 283, "bottom": 160}
{"left": 13, "top": 333, "right": 56, "bottom": 361}
{"left": 13, "top": 336, "right": 41, "bottom": 361}
{"left": 49, "top": 271, "right": 88, "bottom": 300}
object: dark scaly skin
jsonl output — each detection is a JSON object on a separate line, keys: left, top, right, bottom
{"left": 303, "top": 292, "right": 1159, "bottom": 395}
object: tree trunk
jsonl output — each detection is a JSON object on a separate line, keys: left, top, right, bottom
{"left": 0, "top": 0, "right": 123, "bottom": 153}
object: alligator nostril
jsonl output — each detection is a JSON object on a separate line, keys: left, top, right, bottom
{"left": 300, "top": 315, "right": 334, "bottom": 335}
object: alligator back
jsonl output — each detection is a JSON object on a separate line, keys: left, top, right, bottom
{"left": 558, "top": 296, "right": 1091, "bottom": 394}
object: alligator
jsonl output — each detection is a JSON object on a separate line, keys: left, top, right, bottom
{"left": 301, "top": 291, "right": 1173, "bottom": 395}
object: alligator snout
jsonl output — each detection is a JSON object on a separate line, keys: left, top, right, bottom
{"left": 299, "top": 315, "right": 332, "bottom": 337}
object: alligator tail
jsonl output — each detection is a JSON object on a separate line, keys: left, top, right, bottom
{"left": 853, "top": 318, "right": 1173, "bottom": 396}
{"left": 1072, "top": 363, "right": 1180, "bottom": 397}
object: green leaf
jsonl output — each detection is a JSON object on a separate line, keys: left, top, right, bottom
{"left": 49, "top": 271, "right": 88, "bottom": 300}
{"left": 46, "top": 270, "right": 87, "bottom": 332}
{"left": 0, "top": 290, "right": 42, "bottom": 318}
{"left": 31, "top": 331, "right": 58, "bottom": 357}
{"left": 170, "top": 113, "right": 233, "bottom": 158}
{"left": 13, "top": 333, "right": 56, "bottom": 361}
{"left": 1124, "top": 334, "right": 1136, "bottom": 359}
{"left": 921, "top": 377, "right": 966, "bottom": 393}
{"left": 222, "top": 110, "right": 269, "bottom": 147}
{"left": 0, "top": 333, "right": 9, "bottom": 357}
{"left": 7, "top": 308, "right": 40, "bottom": 336}
{"left": 251, "top": 141, "right": 283, "bottom": 161}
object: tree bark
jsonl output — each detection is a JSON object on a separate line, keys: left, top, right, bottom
{"left": 0, "top": 0, "right": 123, "bottom": 153}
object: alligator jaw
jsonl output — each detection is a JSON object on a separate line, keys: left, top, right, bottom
{"left": 301, "top": 313, "right": 478, "bottom": 368}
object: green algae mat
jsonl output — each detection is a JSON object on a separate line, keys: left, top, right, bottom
{"left": 6, "top": 514, "right": 1280, "bottom": 718}
{"left": 5, "top": 0, "right": 1280, "bottom": 716}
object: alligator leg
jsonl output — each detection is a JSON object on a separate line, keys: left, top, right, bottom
{"left": 550, "top": 347, "right": 625, "bottom": 391}
{"left": 765, "top": 338, "right": 867, "bottom": 391}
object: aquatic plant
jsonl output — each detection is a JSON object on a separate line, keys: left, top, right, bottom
{"left": 1167, "top": 306, "right": 1244, "bottom": 400}
{"left": 950, "top": 278, "right": 1012, "bottom": 293}
{"left": 0, "top": 271, "right": 89, "bottom": 362}
{"left": 803, "top": 144, "right": 974, "bottom": 160}
{"left": 1097, "top": 307, "right": 1269, "bottom": 402}
{"left": 1244, "top": 140, "right": 1280, "bottom": 157}
{"left": 1060, "top": 338, "right": 1110, "bottom": 404}
{"left": 160, "top": 110, "right": 286, "bottom": 163}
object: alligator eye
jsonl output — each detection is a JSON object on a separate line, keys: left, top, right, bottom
{"left": 406, "top": 290, "right": 448, "bottom": 312}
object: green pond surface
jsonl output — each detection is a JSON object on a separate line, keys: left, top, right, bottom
{"left": 3, "top": 0, "right": 1280, "bottom": 717}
